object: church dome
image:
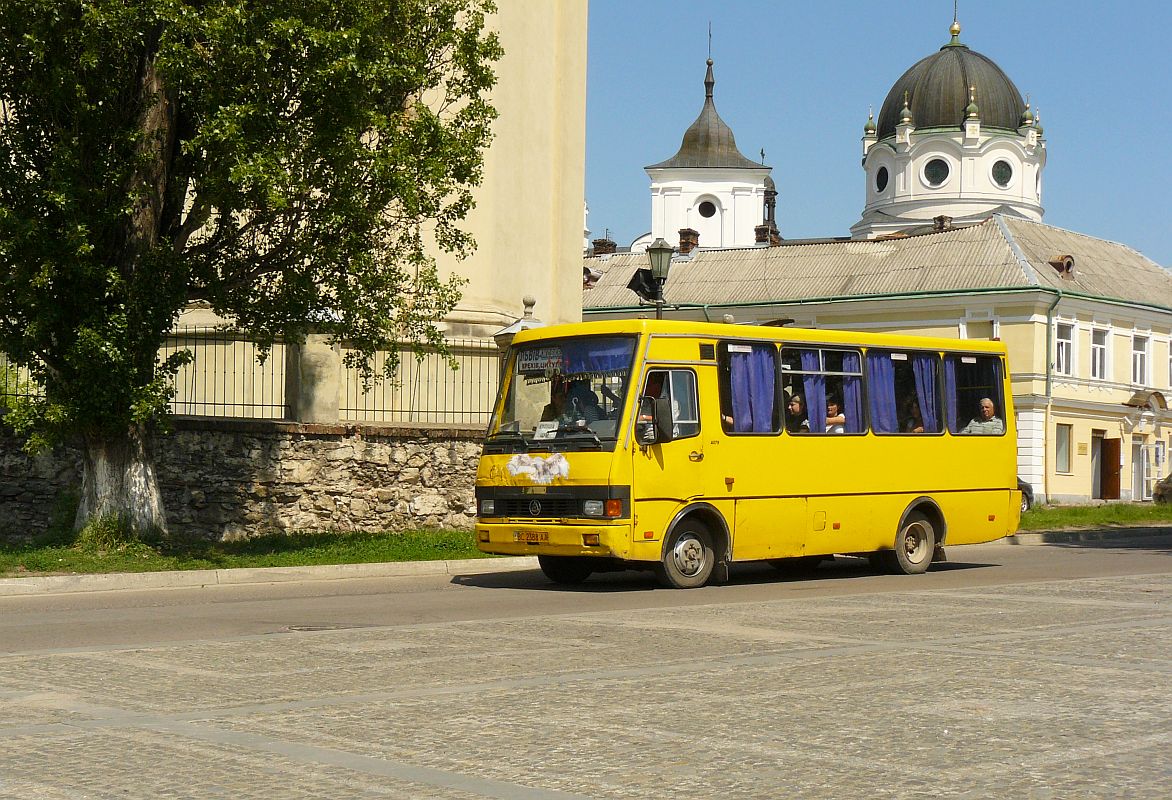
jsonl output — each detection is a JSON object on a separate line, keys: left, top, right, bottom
{"left": 647, "top": 59, "right": 761, "bottom": 170}
{"left": 875, "top": 23, "right": 1025, "bottom": 141}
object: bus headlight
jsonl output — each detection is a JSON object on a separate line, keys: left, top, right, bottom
{"left": 480, "top": 499, "right": 496, "bottom": 516}
{"left": 582, "top": 500, "right": 604, "bottom": 517}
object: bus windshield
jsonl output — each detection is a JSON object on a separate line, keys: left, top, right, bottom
{"left": 485, "top": 335, "right": 638, "bottom": 453}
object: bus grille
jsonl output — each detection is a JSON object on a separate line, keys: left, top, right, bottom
{"left": 497, "top": 497, "right": 579, "bottom": 518}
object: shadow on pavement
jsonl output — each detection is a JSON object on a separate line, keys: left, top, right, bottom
{"left": 451, "top": 554, "right": 1000, "bottom": 592}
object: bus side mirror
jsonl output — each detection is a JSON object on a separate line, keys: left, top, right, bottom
{"left": 654, "top": 396, "right": 675, "bottom": 443}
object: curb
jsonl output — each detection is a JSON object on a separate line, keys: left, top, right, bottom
{"left": 0, "top": 556, "right": 540, "bottom": 597}
{"left": 1007, "top": 527, "right": 1172, "bottom": 545}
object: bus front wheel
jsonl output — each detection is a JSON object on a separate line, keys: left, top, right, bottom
{"left": 888, "top": 511, "right": 936, "bottom": 575}
{"left": 656, "top": 524, "right": 715, "bottom": 589}
{"left": 538, "top": 555, "right": 594, "bottom": 585}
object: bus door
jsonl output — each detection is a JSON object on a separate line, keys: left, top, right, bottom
{"left": 632, "top": 368, "right": 710, "bottom": 529}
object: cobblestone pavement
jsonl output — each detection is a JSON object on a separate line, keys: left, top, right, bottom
{"left": 1, "top": 573, "right": 1169, "bottom": 799}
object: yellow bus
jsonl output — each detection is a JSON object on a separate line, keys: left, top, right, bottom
{"left": 475, "top": 319, "right": 1020, "bottom": 588}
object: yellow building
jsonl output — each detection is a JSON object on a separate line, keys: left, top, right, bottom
{"left": 173, "top": 1, "right": 588, "bottom": 424}
{"left": 582, "top": 215, "right": 1172, "bottom": 504}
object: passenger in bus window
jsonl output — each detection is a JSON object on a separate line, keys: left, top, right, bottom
{"left": 825, "top": 395, "right": 846, "bottom": 434}
{"left": 960, "top": 397, "right": 1004, "bottom": 435}
{"left": 540, "top": 375, "right": 567, "bottom": 421}
{"left": 902, "top": 396, "right": 925, "bottom": 433}
{"left": 785, "top": 394, "right": 809, "bottom": 433}
{"left": 566, "top": 379, "right": 603, "bottom": 424}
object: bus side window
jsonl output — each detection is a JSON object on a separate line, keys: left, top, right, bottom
{"left": 669, "top": 370, "right": 699, "bottom": 438}
{"left": 865, "top": 351, "right": 941, "bottom": 434}
{"left": 642, "top": 369, "right": 699, "bottom": 439}
{"left": 718, "top": 342, "right": 779, "bottom": 434}
{"left": 945, "top": 354, "right": 1005, "bottom": 435}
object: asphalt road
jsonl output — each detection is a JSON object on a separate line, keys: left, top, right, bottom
{"left": 0, "top": 537, "right": 1169, "bottom": 654}
{"left": 1, "top": 536, "right": 1169, "bottom": 798}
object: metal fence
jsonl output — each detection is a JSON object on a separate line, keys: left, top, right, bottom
{"left": 162, "top": 327, "right": 289, "bottom": 419}
{"left": 341, "top": 337, "right": 499, "bottom": 426}
{"left": 0, "top": 354, "right": 44, "bottom": 405}
{"left": 3, "top": 331, "right": 500, "bottom": 424}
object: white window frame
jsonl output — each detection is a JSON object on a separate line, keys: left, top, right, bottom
{"left": 1090, "top": 328, "right": 1108, "bottom": 381}
{"left": 1132, "top": 334, "right": 1150, "bottom": 385}
{"left": 1055, "top": 322, "right": 1074, "bottom": 376}
{"left": 1056, "top": 423, "right": 1073, "bottom": 474}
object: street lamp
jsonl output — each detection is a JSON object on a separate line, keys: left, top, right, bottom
{"left": 646, "top": 237, "right": 674, "bottom": 319}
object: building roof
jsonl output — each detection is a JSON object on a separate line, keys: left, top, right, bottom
{"left": 582, "top": 216, "right": 1172, "bottom": 313}
{"left": 646, "top": 59, "right": 764, "bottom": 171}
{"left": 876, "top": 25, "right": 1025, "bottom": 141}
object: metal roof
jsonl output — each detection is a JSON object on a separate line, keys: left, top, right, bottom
{"left": 582, "top": 216, "right": 1172, "bottom": 312}
{"left": 876, "top": 37, "right": 1025, "bottom": 140}
{"left": 645, "top": 60, "right": 764, "bottom": 171}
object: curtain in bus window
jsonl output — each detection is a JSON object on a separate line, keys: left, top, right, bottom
{"left": 866, "top": 352, "right": 898, "bottom": 433}
{"left": 560, "top": 338, "right": 634, "bottom": 376}
{"left": 799, "top": 350, "right": 825, "bottom": 433}
{"left": 730, "top": 347, "right": 775, "bottom": 433}
{"left": 912, "top": 354, "right": 940, "bottom": 432}
{"left": 943, "top": 357, "right": 959, "bottom": 433}
{"left": 841, "top": 351, "right": 865, "bottom": 433}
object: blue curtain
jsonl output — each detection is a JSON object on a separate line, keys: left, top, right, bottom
{"left": 943, "top": 357, "right": 959, "bottom": 433}
{"left": 800, "top": 350, "right": 825, "bottom": 433}
{"left": 866, "top": 352, "right": 898, "bottom": 433}
{"left": 730, "top": 347, "right": 776, "bottom": 432}
{"left": 841, "top": 352, "right": 864, "bottom": 433}
{"left": 912, "top": 354, "right": 939, "bottom": 432}
{"left": 561, "top": 337, "right": 635, "bottom": 376}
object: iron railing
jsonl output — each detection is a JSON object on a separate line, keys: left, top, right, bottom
{"left": 340, "top": 337, "right": 499, "bottom": 425}
{"left": 4, "top": 331, "right": 499, "bottom": 424}
{"left": 163, "top": 327, "right": 288, "bottom": 419}
{"left": 0, "top": 354, "right": 43, "bottom": 405}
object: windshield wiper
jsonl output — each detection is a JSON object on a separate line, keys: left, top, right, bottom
{"left": 486, "top": 430, "right": 530, "bottom": 451}
{"left": 557, "top": 428, "right": 603, "bottom": 448}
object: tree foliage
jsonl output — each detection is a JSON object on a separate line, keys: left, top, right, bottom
{"left": 0, "top": 0, "right": 501, "bottom": 451}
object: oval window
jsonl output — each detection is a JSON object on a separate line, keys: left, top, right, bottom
{"left": 698, "top": 201, "right": 717, "bottom": 218}
{"left": 992, "top": 160, "right": 1013, "bottom": 188}
{"left": 875, "top": 166, "right": 889, "bottom": 193}
{"left": 924, "top": 158, "right": 950, "bottom": 187}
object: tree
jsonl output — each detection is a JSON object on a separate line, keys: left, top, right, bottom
{"left": 0, "top": 0, "right": 501, "bottom": 537}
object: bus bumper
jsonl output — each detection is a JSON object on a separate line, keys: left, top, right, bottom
{"left": 475, "top": 520, "right": 632, "bottom": 559}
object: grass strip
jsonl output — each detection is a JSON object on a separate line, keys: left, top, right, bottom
{"left": 1019, "top": 502, "right": 1172, "bottom": 531}
{"left": 0, "top": 528, "right": 487, "bottom": 578}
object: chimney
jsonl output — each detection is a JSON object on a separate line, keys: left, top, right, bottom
{"left": 932, "top": 215, "right": 953, "bottom": 232}
{"left": 755, "top": 223, "right": 782, "bottom": 247}
{"left": 591, "top": 237, "right": 616, "bottom": 255}
{"left": 678, "top": 228, "right": 699, "bottom": 255}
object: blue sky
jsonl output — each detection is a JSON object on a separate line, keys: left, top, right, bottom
{"left": 585, "top": 0, "right": 1172, "bottom": 267}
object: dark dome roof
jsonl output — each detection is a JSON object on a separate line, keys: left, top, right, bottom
{"left": 876, "top": 33, "right": 1025, "bottom": 141}
{"left": 647, "top": 59, "right": 762, "bottom": 170}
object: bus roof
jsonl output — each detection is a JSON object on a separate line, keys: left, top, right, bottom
{"left": 510, "top": 318, "right": 1009, "bottom": 355}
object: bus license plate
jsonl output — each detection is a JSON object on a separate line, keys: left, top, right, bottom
{"left": 513, "top": 530, "right": 549, "bottom": 543}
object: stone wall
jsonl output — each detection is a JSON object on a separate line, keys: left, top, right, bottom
{"left": 0, "top": 418, "right": 483, "bottom": 541}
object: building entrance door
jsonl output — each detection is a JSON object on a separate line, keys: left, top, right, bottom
{"left": 1091, "top": 431, "right": 1104, "bottom": 499}
{"left": 1101, "top": 438, "right": 1121, "bottom": 500}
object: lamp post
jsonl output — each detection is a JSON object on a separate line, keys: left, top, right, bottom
{"left": 646, "top": 237, "right": 674, "bottom": 319}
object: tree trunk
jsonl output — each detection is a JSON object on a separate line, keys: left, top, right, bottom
{"left": 75, "top": 423, "right": 168, "bottom": 537}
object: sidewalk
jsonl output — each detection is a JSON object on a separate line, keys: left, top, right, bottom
{"left": 2, "top": 527, "right": 1169, "bottom": 597}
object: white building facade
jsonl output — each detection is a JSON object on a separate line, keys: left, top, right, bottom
{"left": 632, "top": 59, "right": 773, "bottom": 253}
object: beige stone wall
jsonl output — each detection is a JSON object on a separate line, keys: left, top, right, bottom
{"left": 0, "top": 420, "right": 482, "bottom": 542}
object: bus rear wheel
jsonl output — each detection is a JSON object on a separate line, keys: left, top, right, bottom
{"left": 538, "top": 555, "right": 594, "bottom": 585}
{"left": 889, "top": 511, "right": 936, "bottom": 575}
{"left": 655, "top": 524, "right": 715, "bottom": 589}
